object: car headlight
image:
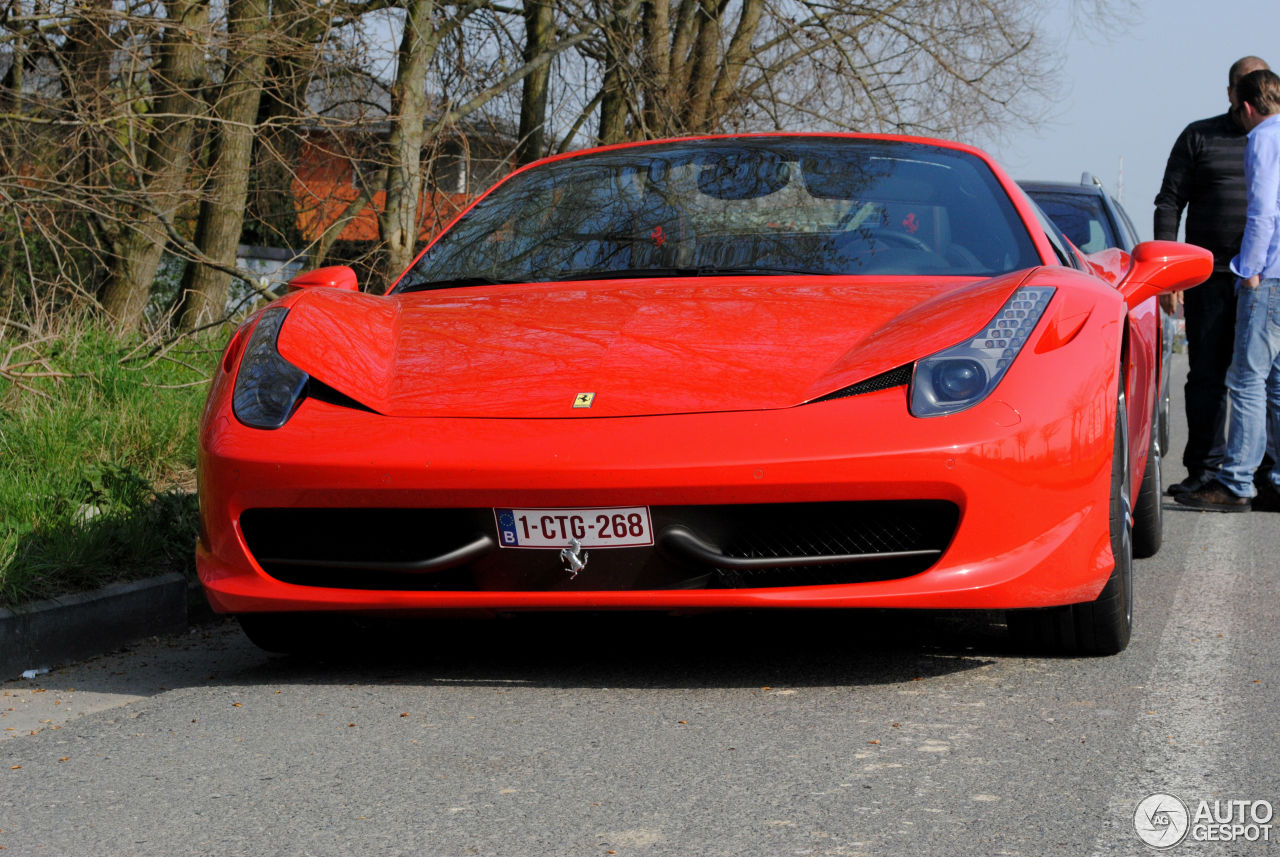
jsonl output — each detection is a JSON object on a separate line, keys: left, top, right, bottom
{"left": 232, "top": 307, "right": 309, "bottom": 429}
{"left": 910, "top": 286, "right": 1055, "bottom": 417}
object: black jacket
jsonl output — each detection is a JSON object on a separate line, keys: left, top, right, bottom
{"left": 1154, "top": 112, "right": 1250, "bottom": 270}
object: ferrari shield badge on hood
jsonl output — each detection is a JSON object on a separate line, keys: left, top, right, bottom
{"left": 573, "top": 392, "right": 595, "bottom": 408}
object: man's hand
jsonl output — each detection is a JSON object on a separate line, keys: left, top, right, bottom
{"left": 1159, "top": 291, "right": 1184, "bottom": 313}
{"left": 1245, "top": 274, "right": 1262, "bottom": 289}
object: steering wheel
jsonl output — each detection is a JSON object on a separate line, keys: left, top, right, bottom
{"left": 944, "top": 242, "right": 985, "bottom": 269}
{"left": 851, "top": 221, "right": 937, "bottom": 255}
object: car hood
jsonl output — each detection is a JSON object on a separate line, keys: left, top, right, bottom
{"left": 276, "top": 274, "right": 1032, "bottom": 418}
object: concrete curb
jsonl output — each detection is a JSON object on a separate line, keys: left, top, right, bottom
{"left": 0, "top": 573, "right": 193, "bottom": 678}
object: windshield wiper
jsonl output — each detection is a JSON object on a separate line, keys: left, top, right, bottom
{"left": 397, "top": 276, "right": 518, "bottom": 293}
{"left": 554, "top": 265, "right": 828, "bottom": 281}
{"left": 398, "top": 265, "right": 830, "bottom": 292}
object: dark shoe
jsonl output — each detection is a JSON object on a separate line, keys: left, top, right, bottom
{"left": 1174, "top": 481, "right": 1251, "bottom": 512}
{"left": 1252, "top": 482, "right": 1280, "bottom": 512}
{"left": 1166, "top": 472, "right": 1213, "bottom": 496}
{"left": 1254, "top": 465, "right": 1274, "bottom": 491}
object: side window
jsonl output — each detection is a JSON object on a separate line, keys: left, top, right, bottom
{"left": 1030, "top": 202, "right": 1082, "bottom": 269}
{"left": 1029, "top": 192, "right": 1114, "bottom": 252}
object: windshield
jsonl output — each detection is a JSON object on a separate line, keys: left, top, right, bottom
{"left": 395, "top": 137, "right": 1041, "bottom": 292}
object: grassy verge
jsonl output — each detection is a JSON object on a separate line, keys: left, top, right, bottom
{"left": 0, "top": 326, "right": 223, "bottom": 607}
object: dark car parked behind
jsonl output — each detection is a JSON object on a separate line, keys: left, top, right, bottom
{"left": 1020, "top": 172, "right": 1142, "bottom": 253}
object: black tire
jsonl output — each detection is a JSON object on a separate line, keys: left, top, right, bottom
{"left": 1009, "top": 390, "right": 1134, "bottom": 655}
{"left": 1132, "top": 425, "right": 1163, "bottom": 559}
{"left": 237, "top": 613, "right": 344, "bottom": 655}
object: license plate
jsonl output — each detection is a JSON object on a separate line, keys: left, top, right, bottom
{"left": 494, "top": 506, "right": 654, "bottom": 549}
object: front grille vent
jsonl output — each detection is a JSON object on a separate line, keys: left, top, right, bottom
{"left": 241, "top": 508, "right": 490, "bottom": 591}
{"left": 663, "top": 500, "right": 958, "bottom": 587}
{"left": 240, "top": 500, "right": 959, "bottom": 592}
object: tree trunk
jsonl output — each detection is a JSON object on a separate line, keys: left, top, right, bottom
{"left": 176, "top": 0, "right": 270, "bottom": 330}
{"left": 245, "top": 0, "right": 328, "bottom": 251}
{"left": 598, "top": 64, "right": 629, "bottom": 144}
{"left": 58, "top": 0, "right": 116, "bottom": 188}
{"left": 377, "top": 0, "right": 439, "bottom": 285}
{"left": 597, "top": 0, "right": 637, "bottom": 143}
{"left": 704, "top": 0, "right": 762, "bottom": 126}
{"left": 681, "top": 0, "right": 727, "bottom": 130}
{"left": 0, "top": 32, "right": 25, "bottom": 169}
{"left": 664, "top": 0, "right": 702, "bottom": 128}
{"left": 516, "top": 0, "right": 556, "bottom": 165}
{"left": 99, "top": 0, "right": 209, "bottom": 332}
{"left": 58, "top": 0, "right": 119, "bottom": 285}
{"left": 640, "top": 0, "right": 671, "bottom": 135}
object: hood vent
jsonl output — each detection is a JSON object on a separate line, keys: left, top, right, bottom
{"left": 810, "top": 363, "right": 913, "bottom": 404}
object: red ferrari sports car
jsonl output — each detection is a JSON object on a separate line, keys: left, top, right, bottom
{"left": 198, "top": 134, "right": 1211, "bottom": 655}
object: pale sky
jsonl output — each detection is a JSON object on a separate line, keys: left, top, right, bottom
{"left": 986, "top": 0, "right": 1276, "bottom": 242}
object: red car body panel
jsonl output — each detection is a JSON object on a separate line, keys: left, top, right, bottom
{"left": 277, "top": 273, "right": 1027, "bottom": 419}
{"left": 200, "top": 273, "right": 1121, "bottom": 613}
{"left": 196, "top": 133, "right": 1209, "bottom": 623}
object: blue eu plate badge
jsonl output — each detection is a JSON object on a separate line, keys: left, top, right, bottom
{"left": 496, "top": 510, "right": 520, "bottom": 546}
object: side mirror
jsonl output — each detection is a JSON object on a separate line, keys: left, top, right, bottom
{"left": 287, "top": 265, "right": 359, "bottom": 292}
{"left": 1119, "top": 240, "right": 1213, "bottom": 309}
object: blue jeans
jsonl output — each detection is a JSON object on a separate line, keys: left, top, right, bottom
{"left": 1218, "top": 277, "right": 1280, "bottom": 497}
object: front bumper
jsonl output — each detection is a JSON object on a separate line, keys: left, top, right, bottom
{"left": 197, "top": 327, "right": 1121, "bottom": 615}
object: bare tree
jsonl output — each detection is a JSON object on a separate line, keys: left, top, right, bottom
{"left": 552, "top": 0, "right": 1130, "bottom": 149}
{"left": 0, "top": 0, "right": 1135, "bottom": 339}
{"left": 244, "top": 0, "right": 337, "bottom": 252}
{"left": 173, "top": 0, "right": 272, "bottom": 330}
{"left": 98, "top": 0, "right": 209, "bottom": 331}
{"left": 371, "top": 0, "right": 641, "bottom": 284}
{"left": 0, "top": 0, "right": 357, "bottom": 334}
{"left": 515, "top": 0, "right": 555, "bottom": 164}
{"left": 378, "top": 0, "right": 449, "bottom": 282}
{"left": 0, "top": 0, "right": 136, "bottom": 328}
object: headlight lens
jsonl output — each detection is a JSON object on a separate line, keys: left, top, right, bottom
{"left": 931, "top": 359, "right": 987, "bottom": 401}
{"left": 232, "top": 307, "right": 309, "bottom": 429}
{"left": 910, "top": 286, "right": 1055, "bottom": 416}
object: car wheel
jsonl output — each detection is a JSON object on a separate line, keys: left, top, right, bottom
{"left": 237, "top": 613, "right": 343, "bottom": 655}
{"left": 1132, "top": 425, "right": 1163, "bottom": 559}
{"left": 1009, "top": 389, "right": 1133, "bottom": 655}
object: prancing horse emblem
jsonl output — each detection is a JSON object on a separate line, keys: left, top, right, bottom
{"left": 560, "top": 537, "right": 588, "bottom": 578}
{"left": 573, "top": 392, "right": 595, "bottom": 408}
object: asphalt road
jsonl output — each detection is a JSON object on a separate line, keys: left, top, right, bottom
{"left": 2, "top": 353, "right": 1279, "bottom": 857}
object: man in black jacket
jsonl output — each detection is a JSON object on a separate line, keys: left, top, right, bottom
{"left": 1156, "top": 55, "right": 1270, "bottom": 495}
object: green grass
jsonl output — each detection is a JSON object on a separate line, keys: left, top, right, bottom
{"left": 0, "top": 326, "right": 223, "bottom": 606}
